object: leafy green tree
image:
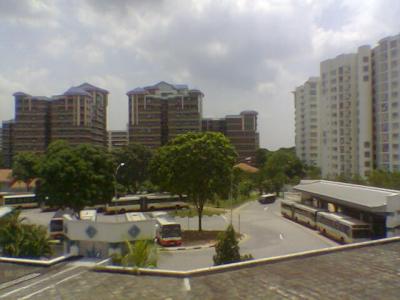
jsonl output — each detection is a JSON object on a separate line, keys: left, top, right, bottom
{"left": 12, "top": 152, "right": 41, "bottom": 191}
{"left": 150, "top": 132, "right": 237, "bottom": 231}
{"left": 36, "top": 141, "right": 115, "bottom": 212}
{"left": 112, "top": 143, "right": 153, "bottom": 194}
{"left": 303, "top": 165, "right": 321, "bottom": 179}
{"left": 0, "top": 211, "right": 52, "bottom": 258}
{"left": 112, "top": 240, "right": 158, "bottom": 268}
{"left": 213, "top": 225, "right": 241, "bottom": 265}
{"left": 254, "top": 148, "right": 271, "bottom": 168}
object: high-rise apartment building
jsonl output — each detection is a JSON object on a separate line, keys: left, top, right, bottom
{"left": 127, "top": 81, "right": 203, "bottom": 149}
{"left": 2, "top": 83, "right": 108, "bottom": 167}
{"left": 295, "top": 34, "right": 400, "bottom": 178}
{"left": 12, "top": 93, "right": 51, "bottom": 155}
{"left": 108, "top": 130, "right": 128, "bottom": 151}
{"left": 294, "top": 77, "right": 321, "bottom": 167}
{"left": 202, "top": 111, "right": 259, "bottom": 164}
{"left": 373, "top": 34, "right": 400, "bottom": 172}
{"left": 1, "top": 120, "right": 14, "bottom": 168}
{"left": 51, "top": 83, "right": 108, "bottom": 147}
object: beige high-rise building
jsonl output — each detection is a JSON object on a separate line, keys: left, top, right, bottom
{"left": 108, "top": 130, "right": 128, "bottom": 151}
{"left": 2, "top": 83, "right": 108, "bottom": 167}
{"left": 373, "top": 34, "right": 400, "bottom": 172}
{"left": 294, "top": 77, "right": 321, "bottom": 167}
{"left": 127, "top": 81, "right": 203, "bottom": 149}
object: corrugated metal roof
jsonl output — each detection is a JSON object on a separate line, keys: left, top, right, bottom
{"left": 294, "top": 180, "right": 400, "bottom": 211}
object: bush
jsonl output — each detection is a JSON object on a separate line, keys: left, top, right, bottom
{"left": 213, "top": 225, "right": 241, "bottom": 265}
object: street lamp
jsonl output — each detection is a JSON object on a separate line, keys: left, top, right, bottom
{"left": 114, "top": 162, "right": 125, "bottom": 199}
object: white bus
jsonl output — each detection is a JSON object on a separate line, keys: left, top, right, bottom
{"left": 1, "top": 193, "right": 38, "bottom": 209}
{"left": 316, "top": 212, "right": 371, "bottom": 244}
{"left": 155, "top": 217, "right": 182, "bottom": 247}
{"left": 280, "top": 199, "right": 295, "bottom": 219}
{"left": 49, "top": 208, "right": 75, "bottom": 239}
{"left": 79, "top": 209, "right": 97, "bottom": 221}
{"left": 144, "top": 194, "right": 188, "bottom": 211}
{"left": 105, "top": 195, "right": 142, "bottom": 214}
{"left": 292, "top": 203, "right": 323, "bottom": 228}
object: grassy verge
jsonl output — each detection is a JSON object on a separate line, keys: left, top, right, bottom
{"left": 211, "top": 192, "right": 259, "bottom": 209}
{"left": 181, "top": 230, "right": 241, "bottom": 246}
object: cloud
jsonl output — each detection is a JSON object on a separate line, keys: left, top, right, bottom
{"left": 0, "top": 0, "right": 399, "bottom": 150}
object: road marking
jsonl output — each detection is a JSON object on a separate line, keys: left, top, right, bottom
{"left": 264, "top": 207, "right": 269, "bottom": 211}
{"left": 17, "top": 271, "right": 85, "bottom": 300}
{"left": 221, "top": 215, "right": 228, "bottom": 223}
{"left": 279, "top": 234, "right": 284, "bottom": 240}
{"left": 183, "top": 278, "right": 191, "bottom": 291}
{"left": 0, "top": 273, "right": 41, "bottom": 290}
{"left": 0, "top": 265, "right": 81, "bottom": 298}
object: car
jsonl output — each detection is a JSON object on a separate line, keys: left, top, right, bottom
{"left": 258, "top": 193, "right": 276, "bottom": 204}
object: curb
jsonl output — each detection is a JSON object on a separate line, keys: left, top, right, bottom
{"left": 160, "top": 243, "right": 216, "bottom": 252}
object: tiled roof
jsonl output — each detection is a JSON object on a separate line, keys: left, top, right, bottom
{"left": 0, "top": 169, "right": 12, "bottom": 183}
{"left": 3, "top": 239, "right": 400, "bottom": 299}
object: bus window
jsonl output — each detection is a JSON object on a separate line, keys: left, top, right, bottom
{"left": 161, "top": 224, "right": 181, "bottom": 238}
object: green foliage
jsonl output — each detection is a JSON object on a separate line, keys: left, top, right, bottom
{"left": 112, "top": 143, "right": 153, "bottom": 194}
{"left": 213, "top": 225, "right": 241, "bottom": 265}
{"left": 0, "top": 211, "right": 52, "bottom": 258}
{"left": 150, "top": 132, "right": 237, "bottom": 231}
{"left": 367, "top": 169, "right": 400, "bottom": 189}
{"left": 12, "top": 152, "right": 41, "bottom": 191}
{"left": 36, "top": 140, "right": 115, "bottom": 212}
{"left": 112, "top": 240, "right": 158, "bottom": 268}
{"left": 254, "top": 148, "right": 271, "bottom": 168}
{"left": 303, "top": 165, "right": 321, "bottom": 180}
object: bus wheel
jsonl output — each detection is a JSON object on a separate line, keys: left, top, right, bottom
{"left": 150, "top": 206, "right": 155, "bottom": 211}
{"left": 175, "top": 205, "right": 181, "bottom": 210}
{"left": 119, "top": 209, "right": 126, "bottom": 214}
{"left": 340, "top": 237, "right": 345, "bottom": 244}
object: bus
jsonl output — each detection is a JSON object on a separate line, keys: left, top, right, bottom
{"left": 105, "top": 194, "right": 189, "bottom": 214}
{"left": 292, "top": 202, "right": 323, "bottom": 228}
{"left": 1, "top": 194, "right": 38, "bottom": 209}
{"left": 49, "top": 208, "right": 75, "bottom": 239}
{"left": 144, "top": 194, "right": 188, "bottom": 211}
{"left": 155, "top": 217, "right": 182, "bottom": 246}
{"left": 316, "top": 212, "right": 371, "bottom": 243}
{"left": 258, "top": 193, "right": 276, "bottom": 204}
{"left": 79, "top": 209, "right": 97, "bottom": 221}
{"left": 0, "top": 206, "right": 14, "bottom": 221}
{"left": 280, "top": 199, "right": 295, "bottom": 219}
{"left": 105, "top": 195, "right": 142, "bottom": 214}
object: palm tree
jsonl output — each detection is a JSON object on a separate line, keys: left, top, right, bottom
{"left": 0, "top": 210, "right": 52, "bottom": 258}
{"left": 121, "top": 240, "right": 158, "bottom": 268}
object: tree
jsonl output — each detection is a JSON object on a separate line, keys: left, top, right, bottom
{"left": 213, "top": 225, "right": 241, "bottom": 265}
{"left": 112, "top": 143, "right": 153, "bottom": 194}
{"left": 254, "top": 148, "right": 271, "bottom": 168}
{"left": 36, "top": 141, "right": 115, "bottom": 212}
{"left": 0, "top": 211, "right": 52, "bottom": 258}
{"left": 112, "top": 240, "right": 158, "bottom": 268}
{"left": 12, "top": 152, "right": 41, "bottom": 191}
{"left": 150, "top": 132, "right": 237, "bottom": 231}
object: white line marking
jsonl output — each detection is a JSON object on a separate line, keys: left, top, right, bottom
{"left": 264, "top": 207, "right": 269, "bottom": 211}
{"left": 17, "top": 271, "right": 85, "bottom": 300}
{"left": 221, "top": 215, "right": 228, "bottom": 223}
{"left": 279, "top": 234, "right": 283, "bottom": 240}
{"left": 0, "top": 265, "right": 81, "bottom": 298}
{"left": 183, "top": 278, "right": 191, "bottom": 291}
{"left": 0, "top": 273, "right": 41, "bottom": 290}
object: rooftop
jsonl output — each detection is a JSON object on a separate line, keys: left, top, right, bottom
{"left": 294, "top": 180, "right": 400, "bottom": 212}
{"left": 127, "top": 81, "right": 203, "bottom": 96}
{"left": 2, "top": 238, "right": 400, "bottom": 299}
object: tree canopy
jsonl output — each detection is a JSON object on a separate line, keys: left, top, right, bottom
{"left": 150, "top": 132, "right": 237, "bottom": 231}
{"left": 12, "top": 152, "right": 41, "bottom": 191}
{"left": 0, "top": 211, "right": 52, "bottom": 258}
{"left": 112, "top": 143, "right": 153, "bottom": 194}
{"left": 36, "top": 140, "right": 115, "bottom": 212}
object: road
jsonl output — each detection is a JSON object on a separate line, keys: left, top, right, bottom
{"left": 158, "top": 199, "right": 337, "bottom": 270}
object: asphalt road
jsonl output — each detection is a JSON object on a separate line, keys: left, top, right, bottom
{"left": 158, "top": 199, "right": 337, "bottom": 270}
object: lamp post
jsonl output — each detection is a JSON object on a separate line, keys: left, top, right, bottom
{"left": 114, "top": 162, "right": 125, "bottom": 199}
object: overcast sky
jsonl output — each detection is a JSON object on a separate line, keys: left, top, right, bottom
{"left": 0, "top": 0, "right": 399, "bottom": 149}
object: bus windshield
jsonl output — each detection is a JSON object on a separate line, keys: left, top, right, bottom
{"left": 50, "top": 219, "right": 63, "bottom": 232}
{"left": 161, "top": 224, "right": 181, "bottom": 238}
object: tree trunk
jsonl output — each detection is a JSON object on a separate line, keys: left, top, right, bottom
{"left": 198, "top": 207, "right": 202, "bottom": 232}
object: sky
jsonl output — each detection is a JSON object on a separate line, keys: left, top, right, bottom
{"left": 0, "top": 0, "right": 399, "bottom": 149}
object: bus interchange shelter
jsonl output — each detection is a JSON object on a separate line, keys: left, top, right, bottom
{"left": 293, "top": 180, "right": 400, "bottom": 238}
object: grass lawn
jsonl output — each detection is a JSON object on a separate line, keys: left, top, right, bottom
{"left": 181, "top": 230, "right": 242, "bottom": 246}
{"left": 211, "top": 191, "right": 259, "bottom": 209}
